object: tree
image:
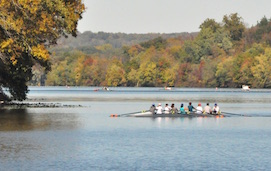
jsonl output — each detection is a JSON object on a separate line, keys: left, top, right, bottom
{"left": 140, "top": 37, "right": 167, "bottom": 50}
{"left": 200, "top": 18, "right": 221, "bottom": 33}
{"left": 213, "top": 28, "right": 233, "bottom": 53}
{"left": 223, "top": 13, "right": 245, "bottom": 41}
{"left": 0, "top": 0, "right": 85, "bottom": 100}
{"left": 29, "top": 64, "right": 46, "bottom": 86}
{"left": 215, "top": 57, "right": 234, "bottom": 87}
{"left": 162, "top": 65, "right": 178, "bottom": 87}
{"left": 81, "top": 58, "right": 108, "bottom": 86}
{"left": 184, "top": 28, "right": 215, "bottom": 63}
{"left": 255, "top": 17, "right": 271, "bottom": 45}
{"left": 138, "top": 62, "right": 157, "bottom": 87}
{"left": 251, "top": 48, "right": 271, "bottom": 87}
{"left": 127, "top": 69, "right": 139, "bottom": 86}
{"left": 105, "top": 59, "right": 126, "bottom": 86}
{"left": 74, "top": 56, "right": 85, "bottom": 86}
{"left": 46, "top": 60, "right": 70, "bottom": 86}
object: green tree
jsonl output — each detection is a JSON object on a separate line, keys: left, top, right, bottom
{"left": 138, "top": 62, "right": 157, "bottom": 86}
{"left": 223, "top": 13, "right": 245, "bottom": 41}
{"left": 127, "top": 69, "right": 139, "bottom": 86}
{"left": 46, "top": 60, "right": 70, "bottom": 86}
{"left": 140, "top": 37, "right": 167, "bottom": 50}
{"left": 215, "top": 57, "right": 234, "bottom": 87}
{"left": 200, "top": 18, "right": 221, "bottom": 33}
{"left": 251, "top": 48, "right": 271, "bottom": 87}
{"left": 106, "top": 60, "right": 126, "bottom": 86}
{"left": 162, "top": 65, "right": 178, "bottom": 87}
{"left": 213, "top": 28, "right": 233, "bottom": 53}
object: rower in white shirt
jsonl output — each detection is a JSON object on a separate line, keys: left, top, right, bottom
{"left": 212, "top": 103, "right": 220, "bottom": 114}
{"left": 156, "top": 103, "right": 163, "bottom": 114}
{"left": 196, "top": 103, "right": 203, "bottom": 114}
{"left": 204, "top": 103, "right": 212, "bottom": 114}
{"left": 164, "top": 103, "right": 170, "bottom": 114}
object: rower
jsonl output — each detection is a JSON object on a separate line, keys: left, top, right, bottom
{"left": 179, "top": 103, "right": 186, "bottom": 114}
{"left": 156, "top": 103, "right": 163, "bottom": 114}
{"left": 170, "top": 103, "right": 178, "bottom": 114}
{"left": 150, "top": 104, "right": 156, "bottom": 115}
{"left": 164, "top": 104, "right": 170, "bottom": 114}
{"left": 196, "top": 103, "right": 203, "bottom": 114}
{"left": 188, "top": 102, "right": 195, "bottom": 112}
{"left": 204, "top": 103, "right": 212, "bottom": 114}
{"left": 212, "top": 103, "right": 220, "bottom": 114}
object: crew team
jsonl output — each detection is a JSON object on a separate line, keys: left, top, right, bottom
{"left": 150, "top": 102, "right": 220, "bottom": 115}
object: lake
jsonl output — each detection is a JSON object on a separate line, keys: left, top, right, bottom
{"left": 1, "top": 87, "right": 271, "bottom": 170}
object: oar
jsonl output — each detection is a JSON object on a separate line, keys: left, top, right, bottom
{"left": 110, "top": 110, "right": 150, "bottom": 117}
{"left": 188, "top": 108, "right": 225, "bottom": 117}
{"left": 222, "top": 111, "right": 250, "bottom": 117}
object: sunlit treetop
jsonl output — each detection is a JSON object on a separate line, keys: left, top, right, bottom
{"left": 0, "top": 0, "right": 85, "bottom": 65}
{"left": 0, "top": 0, "right": 85, "bottom": 100}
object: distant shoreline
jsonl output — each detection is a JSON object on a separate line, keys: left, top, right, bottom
{"left": 0, "top": 102, "right": 83, "bottom": 108}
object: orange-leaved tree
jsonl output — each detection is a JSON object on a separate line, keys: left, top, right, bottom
{"left": 0, "top": 0, "right": 85, "bottom": 100}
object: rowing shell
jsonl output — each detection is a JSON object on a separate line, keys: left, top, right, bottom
{"left": 128, "top": 111, "right": 224, "bottom": 118}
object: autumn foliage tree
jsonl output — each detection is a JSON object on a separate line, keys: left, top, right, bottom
{"left": 0, "top": 0, "right": 85, "bottom": 100}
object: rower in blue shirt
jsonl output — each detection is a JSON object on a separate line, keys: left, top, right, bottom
{"left": 188, "top": 102, "right": 195, "bottom": 112}
{"left": 180, "top": 103, "right": 186, "bottom": 114}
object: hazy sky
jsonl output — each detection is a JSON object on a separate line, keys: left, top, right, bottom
{"left": 77, "top": 0, "right": 271, "bottom": 34}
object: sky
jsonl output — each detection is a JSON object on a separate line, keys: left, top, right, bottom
{"left": 77, "top": 0, "right": 271, "bottom": 34}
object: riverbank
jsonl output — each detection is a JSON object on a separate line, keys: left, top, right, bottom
{"left": 0, "top": 101, "right": 83, "bottom": 108}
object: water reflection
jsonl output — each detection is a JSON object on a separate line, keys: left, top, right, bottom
{"left": 148, "top": 115, "right": 225, "bottom": 128}
{"left": 0, "top": 108, "right": 79, "bottom": 131}
{"left": 0, "top": 109, "right": 35, "bottom": 131}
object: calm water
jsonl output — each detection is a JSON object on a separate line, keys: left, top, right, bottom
{"left": 1, "top": 87, "right": 271, "bottom": 170}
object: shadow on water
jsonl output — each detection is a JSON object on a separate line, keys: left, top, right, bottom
{"left": 0, "top": 108, "right": 79, "bottom": 131}
{"left": 0, "top": 109, "right": 35, "bottom": 131}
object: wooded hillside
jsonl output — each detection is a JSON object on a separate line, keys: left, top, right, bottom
{"left": 32, "top": 14, "right": 271, "bottom": 88}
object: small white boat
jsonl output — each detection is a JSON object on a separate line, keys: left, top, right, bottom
{"left": 102, "top": 87, "right": 110, "bottom": 91}
{"left": 242, "top": 85, "right": 250, "bottom": 91}
{"left": 164, "top": 87, "right": 172, "bottom": 90}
